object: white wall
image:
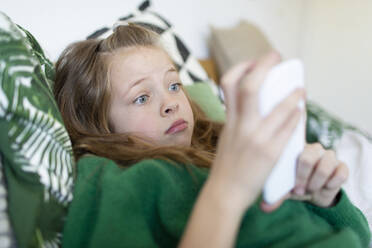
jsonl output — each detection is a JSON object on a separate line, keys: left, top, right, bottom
{"left": 154, "top": 0, "right": 305, "bottom": 60}
{"left": 2, "top": 0, "right": 144, "bottom": 61}
{"left": 1, "top": 0, "right": 304, "bottom": 61}
{"left": 301, "top": 0, "right": 372, "bottom": 134}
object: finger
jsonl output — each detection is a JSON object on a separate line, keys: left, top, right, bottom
{"left": 239, "top": 51, "right": 282, "bottom": 123}
{"left": 307, "top": 150, "right": 338, "bottom": 193}
{"left": 260, "top": 193, "right": 290, "bottom": 213}
{"left": 311, "top": 187, "right": 340, "bottom": 207}
{"left": 325, "top": 162, "right": 349, "bottom": 189}
{"left": 220, "top": 60, "right": 255, "bottom": 124}
{"left": 293, "top": 143, "right": 325, "bottom": 194}
{"left": 289, "top": 193, "right": 312, "bottom": 201}
{"left": 240, "top": 51, "right": 282, "bottom": 95}
{"left": 259, "top": 88, "right": 306, "bottom": 141}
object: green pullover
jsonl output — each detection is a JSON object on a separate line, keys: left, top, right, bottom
{"left": 62, "top": 156, "right": 371, "bottom": 247}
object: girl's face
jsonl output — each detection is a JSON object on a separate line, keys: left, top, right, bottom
{"left": 108, "top": 46, "right": 194, "bottom": 147}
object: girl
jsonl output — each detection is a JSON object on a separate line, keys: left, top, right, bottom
{"left": 54, "top": 24, "right": 370, "bottom": 247}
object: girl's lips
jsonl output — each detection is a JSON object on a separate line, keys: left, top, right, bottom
{"left": 165, "top": 119, "right": 188, "bottom": 134}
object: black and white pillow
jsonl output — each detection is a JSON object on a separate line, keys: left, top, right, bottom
{"left": 87, "top": 0, "right": 224, "bottom": 103}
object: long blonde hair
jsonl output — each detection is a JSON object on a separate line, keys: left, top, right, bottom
{"left": 54, "top": 24, "right": 223, "bottom": 168}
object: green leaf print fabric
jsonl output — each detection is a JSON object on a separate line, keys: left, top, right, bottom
{"left": 306, "top": 100, "right": 372, "bottom": 149}
{"left": 0, "top": 12, "right": 75, "bottom": 248}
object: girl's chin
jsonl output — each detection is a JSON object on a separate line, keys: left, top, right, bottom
{"left": 161, "top": 136, "right": 191, "bottom": 147}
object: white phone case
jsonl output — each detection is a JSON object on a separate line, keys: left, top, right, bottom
{"left": 260, "top": 59, "right": 306, "bottom": 205}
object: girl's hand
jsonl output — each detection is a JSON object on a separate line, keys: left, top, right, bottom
{"left": 179, "top": 52, "right": 306, "bottom": 248}
{"left": 261, "top": 143, "right": 349, "bottom": 212}
{"left": 207, "top": 52, "right": 307, "bottom": 212}
{"left": 292, "top": 143, "right": 349, "bottom": 207}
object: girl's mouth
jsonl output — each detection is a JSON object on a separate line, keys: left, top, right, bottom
{"left": 165, "top": 119, "right": 188, "bottom": 134}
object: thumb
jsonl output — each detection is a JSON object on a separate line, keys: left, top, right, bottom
{"left": 220, "top": 60, "right": 255, "bottom": 123}
{"left": 260, "top": 193, "right": 290, "bottom": 213}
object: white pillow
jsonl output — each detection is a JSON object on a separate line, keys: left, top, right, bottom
{"left": 335, "top": 130, "right": 372, "bottom": 231}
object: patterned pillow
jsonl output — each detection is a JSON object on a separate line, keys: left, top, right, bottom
{"left": 0, "top": 12, "right": 74, "bottom": 248}
{"left": 87, "top": 0, "right": 224, "bottom": 102}
{"left": 0, "top": 153, "right": 16, "bottom": 248}
{"left": 305, "top": 100, "right": 372, "bottom": 149}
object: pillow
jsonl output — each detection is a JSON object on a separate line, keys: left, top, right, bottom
{"left": 305, "top": 100, "right": 372, "bottom": 148}
{"left": 209, "top": 20, "right": 274, "bottom": 75}
{"left": 334, "top": 128, "right": 372, "bottom": 231}
{"left": 86, "top": 0, "right": 224, "bottom": 102}
{"left": 0, "top": 12, "right": 74, "bottom": 248}
{"left": 0, "top": 153, "right": 16, "bottom": 248}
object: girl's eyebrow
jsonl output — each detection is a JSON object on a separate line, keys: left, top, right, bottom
{"left": 168, "top": 67, "right": 177, "bottom": 73}
{"left": 123, "top": 66, "right": 177, "bottom": 98}
{"left": 128, "top": 77, "right": 147, "bottom": 91}
{"left": 129, "top": 67, "right": 176, "bottom": 89}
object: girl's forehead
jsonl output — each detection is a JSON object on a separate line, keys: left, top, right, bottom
{"left": 113, "top": 47, "right": 173, "bottom": 73}
{"left": 110, "top": 46, "right": 175, "bottom": 77}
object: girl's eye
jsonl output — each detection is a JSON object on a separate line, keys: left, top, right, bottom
{"left": 169, "top": 82, "right": 182, "bottom": 92}
{"left": 133, "top": 95, "right": 149, "bottom": 105}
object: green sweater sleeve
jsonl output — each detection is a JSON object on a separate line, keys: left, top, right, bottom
{"left": 305, "top": 190, "right": 371, "bottom": 247}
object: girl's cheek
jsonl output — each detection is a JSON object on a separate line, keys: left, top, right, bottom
{"left": 130, "top": 115, "right": 159, "bottom": 136}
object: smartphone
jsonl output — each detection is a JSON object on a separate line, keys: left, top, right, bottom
{"left": 260, "top": 59, "right": 306, "bottom": 205}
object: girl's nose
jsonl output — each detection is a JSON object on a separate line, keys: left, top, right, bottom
{"left": 161, "top": 102, "right": 179, "bottom": 116}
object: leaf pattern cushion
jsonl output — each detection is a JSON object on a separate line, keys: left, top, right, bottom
{"left": 0, "top": 12, "right": 74, "bottom": 248}
{"left": 306, "top": 100, "right": 372, "bottom": 149}
{"left": 0, "top": 153, "right": 17, "bottom": 248}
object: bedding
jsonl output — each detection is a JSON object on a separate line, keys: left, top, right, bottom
{"left": 0, "top": 12, "right": 75, "bottom": 248}
{"left": 0, "top": 152, "right": 16, "bottom": 248}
